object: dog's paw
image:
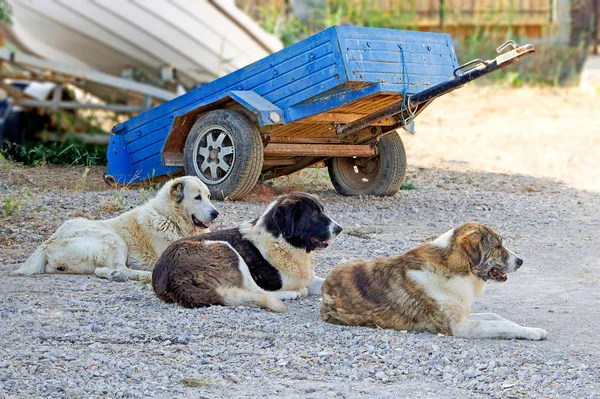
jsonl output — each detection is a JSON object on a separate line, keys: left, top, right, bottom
{"left": 523, "top": 327, "right": 548, "bottom": 341}
{"left": 265, "top": 297, "right": 287, "bottom": 313}
{"left": 274, "top": 291, "right": 302, "bottom": 301}
{"left": 109, "top": 270, "right": 129, "bottom": 282}
{"left": 9, "top": 266, "right": 34, "bottom": 276}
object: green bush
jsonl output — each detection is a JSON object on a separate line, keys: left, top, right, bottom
{"left": 0, "top": 0, "right": 12, "bottom": 25}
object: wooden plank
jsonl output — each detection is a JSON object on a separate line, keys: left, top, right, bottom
{"left": 335, "top": 94, "right": 402, "bottom": 114}
{"left": 297, "top": 112, "right": 396, "bottom": 125}
{"left": 270, "top": 122, "right": 336, "bottom": 139}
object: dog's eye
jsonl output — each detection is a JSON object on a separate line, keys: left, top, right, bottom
{"left": 195, "top": 195, "right": 202, "bottom": 201}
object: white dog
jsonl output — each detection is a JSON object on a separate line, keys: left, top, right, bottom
{"left": 10, "top": 176, "right": 218, "bottom": 281}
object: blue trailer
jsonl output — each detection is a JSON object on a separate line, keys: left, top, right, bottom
{"left": 105, "top": 26, "right": 533, "bottom": 200}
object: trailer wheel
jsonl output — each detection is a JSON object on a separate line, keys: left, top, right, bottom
{"left": 327, "top": 132, "right": 406, "bottom": 196}
{"left": 184, "top": 110, "right": 263, "bottom": 200}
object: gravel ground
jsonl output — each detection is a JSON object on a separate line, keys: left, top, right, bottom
{"left": 1, "top": 161, "right": 599, "bottom": 399}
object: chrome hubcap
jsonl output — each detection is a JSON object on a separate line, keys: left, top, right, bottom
{"left": 193, "top": 126, "right": 235, "bottom": 184}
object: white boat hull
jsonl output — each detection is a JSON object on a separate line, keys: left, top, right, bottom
{"left": 8, "top": 0, "right": 283, "bottom": 88}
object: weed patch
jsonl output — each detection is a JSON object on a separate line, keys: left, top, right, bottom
{"left": 2, "top": 197, "right": 20, "bottom": 218}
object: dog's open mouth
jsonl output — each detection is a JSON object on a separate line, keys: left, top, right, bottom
{"left": 192, "top": 215, "right": 211, "bottom": 229}
{"left": 311, "top": 237, "right": 330, "bottom": 250}
{"left": 489, "top": 267, "right": 507, "bottom": 282}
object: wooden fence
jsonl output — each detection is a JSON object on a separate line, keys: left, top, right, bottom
{"left": 236, "top": 0, "right": 556, "bottom": 38}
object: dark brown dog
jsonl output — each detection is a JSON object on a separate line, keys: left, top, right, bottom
{"left": 152, "top": 193, "right": 342, "bottom": 312}
{"left": 321, "top": 222, "right": 547, "bottom": 340}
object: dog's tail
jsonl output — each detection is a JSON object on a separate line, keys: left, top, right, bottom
{"left": 10, "top": 245, "right": 47, "bottom": 276}
{"left": 152, "top": 254, "right": 174, "bottom": 303}
{"left": 319, "top": 293, "right": 346, "bottom": 325}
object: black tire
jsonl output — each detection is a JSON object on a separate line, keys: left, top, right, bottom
{"left": 327, "top": 132, "right": 407, "bottom": 196}
{"left": 184, "top": 110, "right": 263, "bottom": 200}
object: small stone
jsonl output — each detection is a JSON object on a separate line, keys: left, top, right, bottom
{"left": 200, "top": 359, "right": 210, "bottom": 365}
{"left": 0, "top": 363, "right": 8, "bottom": 369}
{"left": 66, "top": 389, "right": 80, "bottom": 399}
{"left": 336, "top": 392, "right": 343, "bottom": 397}
{"left": 464, "top": 369, "right": 482, "bottom": 378}
{"left": 109, "top": 271, "right": 128, "bottom": 282}
{"left": 305, "top": 387, "right": 316, "bottom": 393}
{"left": 219, "top": 353, "right": 229, "bottom": 360}
{"left": 91, "top": 325, "right": 103, "bottom": 333}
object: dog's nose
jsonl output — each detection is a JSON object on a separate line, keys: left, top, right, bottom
{"left": 516, "top": 257, "right": 523, "bottom": 267}
{"left": 333, "top": 224, "right": 342, "bottom": 235}
{"left": 210, "top": 209, "right": 219, "bottom": 220}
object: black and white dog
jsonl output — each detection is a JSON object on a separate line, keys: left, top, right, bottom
{"left": 152, "top": 193, "right": 342, "bottom": 312}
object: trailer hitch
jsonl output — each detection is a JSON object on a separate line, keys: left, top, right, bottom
{"left": 335, "top": 40, "right": 534, "bottom": 139}
{"left": 408, "top": 40, "right": 534, "bottom": 107}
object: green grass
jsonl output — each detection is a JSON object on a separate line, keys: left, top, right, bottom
{"left": 0, "top": 138, "right": 107, "bottom": 167}
{"left": 400, "top": 179, "right": 419, "bottom": 190}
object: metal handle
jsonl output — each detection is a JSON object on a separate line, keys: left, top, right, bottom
{"left": 496, "top": 40, "right": 518, "bottom": 53}
{"left": 453, "top": 58, "right": 486, "bottom": 77}
{"left": 453, "top": 40, "right": 523, "bottom": 78}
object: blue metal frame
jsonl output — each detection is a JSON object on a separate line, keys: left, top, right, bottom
{"left": 106, "top": 26, "right": 459, "bottom": 183}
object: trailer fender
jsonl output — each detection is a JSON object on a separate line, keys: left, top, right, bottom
{"left": 162, "top": 90, "right": 284, "bottom": 166}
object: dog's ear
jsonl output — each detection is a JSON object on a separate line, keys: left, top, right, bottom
{"left": 461, "top": 232, "right": 482, "bottom": 266}
{"left": 170, "top": 182, "right": 185, "bottom": 204}
{"left": 273, "top": 203, "right": 295, "bottom": 239}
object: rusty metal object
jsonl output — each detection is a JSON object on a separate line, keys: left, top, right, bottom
{"left": 334, "top": 99, "right": 423, "bottom": 138}
{"left": 264, "top": 143, "right": 377, "bottom": 157}
{"left": 262, "top": 158, "right": 296, "bottom": 166}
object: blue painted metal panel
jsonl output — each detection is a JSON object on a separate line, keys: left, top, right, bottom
{"left": 106, "top": 135, "right": 133, "bottom": 182}
{"left": 285, "top": 83, "right": 383, "bottom": 122}
{"left": 336, "top": 26, "right": 458, "bottom": 94}
{"left": 228, "top": 91, "right": 284, "bottom": 125}
{"left": 106, "top": 26, "right": 459, "bottom": 183}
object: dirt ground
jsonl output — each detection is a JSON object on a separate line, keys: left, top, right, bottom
{"left": 405, "top": 85, "right": 600, "bottom": 193}
{"left": 0, "top": 86, "right": 599, "bottom": 398}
